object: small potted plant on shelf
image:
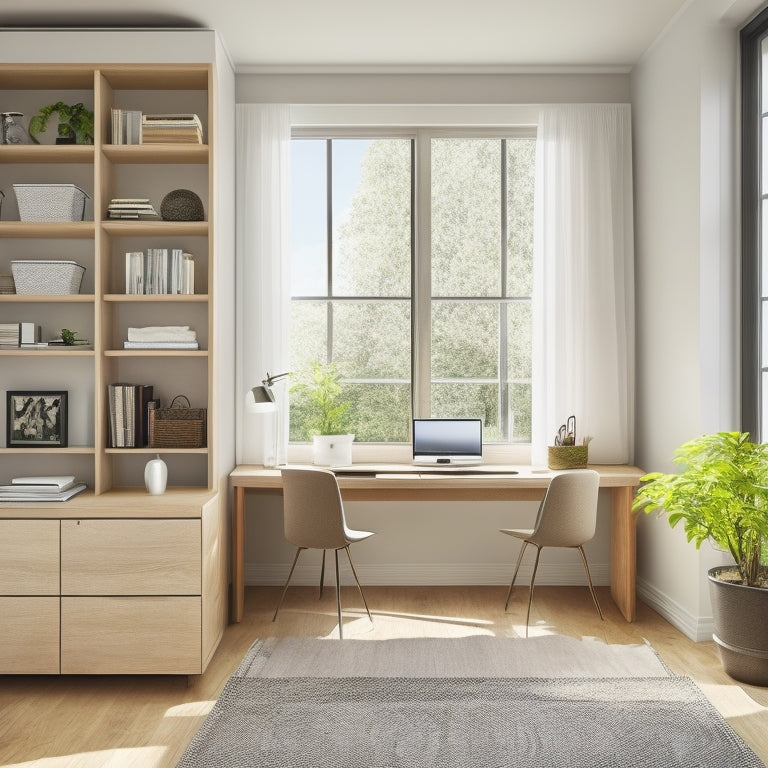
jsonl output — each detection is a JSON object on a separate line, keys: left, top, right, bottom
{"left": 292, "top": 360, "right": 354, "bottom": 466}
{"left": 28, "top": 101, "right": 94, "bottom": 145}
{"left": 632, "top": 431, "right": 768, "bottom": 685}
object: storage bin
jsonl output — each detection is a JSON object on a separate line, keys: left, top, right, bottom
{"left": 13, "top": 183, "right": 89, "bottom": 222}
{"left": 11, "top": 260, "right": 85, "bottom": 295}
{"left": 149, "top": 395, "right": 207, "bottom": 449}
{"left": 547, "top": 445, "right": 589, "bottom": 470}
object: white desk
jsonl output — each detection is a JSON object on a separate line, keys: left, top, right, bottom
{"left": 229, "top": 464, "right": 644, "bottom": 624}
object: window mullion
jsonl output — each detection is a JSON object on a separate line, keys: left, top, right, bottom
{"left": 413, "top": 129, "right": 432, "bottom": 419}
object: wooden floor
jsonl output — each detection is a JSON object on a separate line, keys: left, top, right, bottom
{"left": 2, "top": 586, "right": 768, "bottom": 767}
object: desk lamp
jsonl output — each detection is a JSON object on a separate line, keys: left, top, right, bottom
{"left": 245, "top": 371, "right": 290, "bottom": 467}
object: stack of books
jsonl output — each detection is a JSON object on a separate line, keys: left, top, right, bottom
{"left": 0, "top": 274, "right": 14, "bottom": 295}
{"left": 107, "top": 383, "right": 158, "bottom": 448}
{"left": 107, "top": 198, "right": 159, "bottom": 220}
{"left": 125, "top": 248, "right": 194, "bottom": 295}
{"left": 0, "top": 322, "right": 41, "bottom": 347}
{"left": 123, "top": 325, "right": 198, "bottom": 350}
{"left": 0, "top": 476, "right": 86, "bottom": 502}
{"left": 141, "top": 114, "right": 203, "bottom": 144}
{"left": 111, "top": 108, "right": 143, "bottom": 145}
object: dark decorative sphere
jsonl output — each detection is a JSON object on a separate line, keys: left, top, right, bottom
{"left": 160, "top": 189, "right": 204, "bottom": 221}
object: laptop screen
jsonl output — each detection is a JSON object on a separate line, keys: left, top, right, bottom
{"left": 412, "top": 418, "right": 483, "bottom": 463}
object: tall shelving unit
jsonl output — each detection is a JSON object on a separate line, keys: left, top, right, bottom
{"left": 0, "top": 37, "right": 235, "bottom": 675}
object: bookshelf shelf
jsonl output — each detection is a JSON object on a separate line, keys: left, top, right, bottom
{"left": 102, "top": 144, "right": 209, "bottom": 164}
{"left": 101, "top": 221, "right": 208, "bottom": 236}
{"left": 103, "top": 293, "right": 208, "bottom": 303}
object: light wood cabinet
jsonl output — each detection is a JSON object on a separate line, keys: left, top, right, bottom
{"left": 0, "top": 33, "right": 235, "bottom": 675}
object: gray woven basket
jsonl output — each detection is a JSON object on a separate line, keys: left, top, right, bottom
{"left": 11, "top": 260, "right": 85, "bottom": 295}
{"left": 13, "top": 183, "right": 89, "bottom": 222}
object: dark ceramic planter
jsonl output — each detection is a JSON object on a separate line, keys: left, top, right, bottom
{"left": 708, "top": 565, "right": 768, "bottom": 686}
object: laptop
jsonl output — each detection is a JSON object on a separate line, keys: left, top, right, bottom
{"left": 412, "top": 418, "right": 483, "bottom": 466}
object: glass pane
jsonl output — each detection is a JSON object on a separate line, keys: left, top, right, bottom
{"left": 763, "top": 200, "right": 768, "bottom": 298}
{"left": 762, "top": 118, "right": 768, "bottom": 197}
{"left": 506, "top": 139, "right": 536, "bottom": 297}
{"left": 762, "top": 36, "right": 768, "bottom": 110}
{"left": 346, "top": 383, "right": 411, "bottom": 442}
{"left": 431, "top": 139, "right": 501, "bottom": 297}
{"left": 332, "top": 301, "right": 411, "bottom": 379}
{"left": 763, "top": 297, "right": 768, "bottom": 363}
{"left": 332, "top": 139, "right": 411, "bottom": 297}
{"left": 432, "top": 301, "right": 498, "bottom": 379}
{"left": 763, "top": 371, "right": 768, "bottom": 441}
{"left": 288, "top": 301, "right": 328, "bottom": 441}
{"left": 431, "top": 382, "right": 499, "bottom": 437}
{"left": 291, "top": 139, "right": 327, "bottom": 296}
{"left": 508, "top": 382, "right": 532, "bottom": 443}
{"left": 507, "top": 299, "right": 532, "bottom": 380}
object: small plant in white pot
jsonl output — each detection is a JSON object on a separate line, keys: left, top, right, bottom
{"left": 292, "top": 360, "right": 354, "bottom": 466}
{"left": 632, "top": 431, "right": 768, "bottom": 685}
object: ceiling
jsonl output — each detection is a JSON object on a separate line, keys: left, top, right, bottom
{"left": 3, "top": 0, "right": 692, "bottom": 71}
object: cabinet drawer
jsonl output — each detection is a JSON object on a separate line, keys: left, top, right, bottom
{"left": 0, "top": 597, "right": 60, "bottom": 674}
{"left": 0, "top": 520, "right": 59, "bottom": 595}
{"left": 61, "top": 596, "right": 201, "bottom": 674}
{"left": 61, "top": 519, "right": 201, "bottom": 595}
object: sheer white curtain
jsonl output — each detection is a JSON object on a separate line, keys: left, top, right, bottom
{"left": 532, "top": 104, "right": 635, "bottom": 464}
{"left": 235, "top": 104, "right": 291, "bottom": 464}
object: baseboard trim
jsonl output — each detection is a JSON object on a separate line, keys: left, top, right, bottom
{"left": 637, "top": 577, "right": 714, "bottom": 642}
{"left": 245, "top": 561, "right": 610, "bottom": 588}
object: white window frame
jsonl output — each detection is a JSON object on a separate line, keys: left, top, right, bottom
{"left": 288, "top": 106, "right": 537, "bottom": 465}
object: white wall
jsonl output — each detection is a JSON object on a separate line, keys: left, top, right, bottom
{"left": 631, "top": 0, "right": 763, "bottom": 640}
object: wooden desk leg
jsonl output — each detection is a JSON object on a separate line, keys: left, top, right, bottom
{"left": 610, "top": 485, "right": 637, "bottom": 622}
{"left": 232, "top": 485, "right": 245, "bottom": 623}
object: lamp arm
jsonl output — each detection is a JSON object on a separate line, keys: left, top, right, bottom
{"left": 263, "top": 371, "right": 291, "bottom": 388}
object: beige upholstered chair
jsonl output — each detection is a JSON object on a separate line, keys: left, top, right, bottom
{"left": 273, "top": 467, "right": 374, "bottom": 639}
{"left": 501, "top": 469, "right": 603, "bottom": 633}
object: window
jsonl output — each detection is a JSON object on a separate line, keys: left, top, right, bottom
{"left": 742, "top": 7, "right": 768, "bottom": 440}
{"left": 289, "top": 130, "right": 536, "bottom": 445}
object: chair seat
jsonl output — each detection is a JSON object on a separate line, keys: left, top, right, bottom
{"left": 500, "top": 528, "right": 534, "bottom": 541}
{"left": 344, "top": 528, "right": 375, "bottom": 545}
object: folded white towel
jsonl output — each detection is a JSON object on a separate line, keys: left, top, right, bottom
{"left": 127, "top": 325, "right": 197, "bottom": 342}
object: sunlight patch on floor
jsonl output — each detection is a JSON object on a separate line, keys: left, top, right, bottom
{"left": 164, "top": 700, "right": 215, "bottom": 718}
{"left": 698, "top": 683, "right": 768, "bottom": 717}
{"left": 3, "top": 746, "right": 167, "bottom": 768}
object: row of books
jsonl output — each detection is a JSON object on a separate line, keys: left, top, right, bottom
{"left": 111, "top": 111, "right": 204, "bottom": 145}
{"left": 0, "top": 322, "right": 39, "bottom": 345}
{"left": 125, "top": 248, "right": 195, "bottom": 295}
{"left": 107, "top": 383, "right": 158, "bottom": 448}
{"left": 0, "top": 475, "right": 86, "bottom": 502}
{"left": 107, "top": 198, "right": 159, "bottom": 220}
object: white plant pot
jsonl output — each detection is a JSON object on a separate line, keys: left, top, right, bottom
{"left": 312, "top": 434, "right": 354, "bottom": 466}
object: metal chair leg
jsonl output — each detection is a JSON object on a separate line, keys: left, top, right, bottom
{"left": 345, "top": 545, "right": 373, "bottom": 622}
{"left": 319, "top": 549, "right": 326, "bottom": 599}
{"left": 505, "top": 540, "right": 529, "bottom": 611}
{"left": 525, "top": 545, "right": 542, "bottom": 637}
{"left": 577, "top": 545, "right": 604, "bottom": 620}
{"left": 273, "top": 547, "right": 304, "bottom": 622}
{"left": 334, "top": 548, "right": 343, "bottom": 639}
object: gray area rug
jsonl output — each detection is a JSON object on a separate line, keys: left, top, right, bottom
{"left": 177, "top": 637, "right": 766, "bottom": 768}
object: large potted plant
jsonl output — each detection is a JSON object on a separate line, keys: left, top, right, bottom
{"left": 292, "top": 360, "right": 354, "bottom": 466}
{"left": 633, "top": 431, "right": 768, "bottom": 685}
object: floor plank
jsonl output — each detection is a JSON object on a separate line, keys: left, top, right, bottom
{"left": 1, "top": 586, "right": 767, "bottom": 767}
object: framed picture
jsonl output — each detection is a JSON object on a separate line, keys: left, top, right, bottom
{"left": 6, "top": 390, "right": 68, "bottom": 447}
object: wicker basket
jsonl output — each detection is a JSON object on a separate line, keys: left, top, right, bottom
{"left": 149, "top": 395, "right": 207, "bottom": 448}
{"left": 11, "top": 260, "right": 85, "bottom": 295}
{"left": 548, "top": 445, "right": 589, "bottom": 470}
{"left": 13, "top": 183, "right": 89, "bottom": 222}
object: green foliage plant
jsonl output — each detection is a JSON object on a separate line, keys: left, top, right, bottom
{"left": 28, "top": 102, "right": 94, "bottom": 145}
{"left": 291, "top": 360, "right": 351, "bottom": 436}
{"left": 632, "top": 432, "right": 768, "bottom": 588}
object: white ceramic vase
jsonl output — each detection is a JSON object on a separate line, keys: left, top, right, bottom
{"left": 144, "top": 454, "right": 168, "bottom": 495}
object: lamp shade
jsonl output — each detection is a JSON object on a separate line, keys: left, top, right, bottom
{"left": 251, "top": 385, "right": 275, "bottom": 405}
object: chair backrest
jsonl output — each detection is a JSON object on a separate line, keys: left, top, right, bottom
{"left": 280, "top": 467, "right": 349, "bottom": 550}
{"left": 529, "top": 469, "right": 600, "bottom": 547}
